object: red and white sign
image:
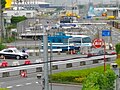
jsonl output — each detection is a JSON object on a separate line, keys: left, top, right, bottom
{"left": 92, "top": 38, "right": 104, "bottom": 48}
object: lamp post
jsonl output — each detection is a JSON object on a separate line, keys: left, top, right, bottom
{"left": 43, "top": 27, "right": 49, "bottom": 90}
{"left": 0, "top": 0, "right": 1, "bottom": 43}
{"left": 49, "top": 41, "right": 52, "bottom": 90}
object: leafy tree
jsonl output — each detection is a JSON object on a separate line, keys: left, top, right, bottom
{"left": 0, "top": 43, "right": 7, "bottom": 50}
{"left": 116, "top": 58, "right": 120, "bottom": 67}
{"left": 1, "top": 0, "right": 6, "bottom": 9}
{"left": 82, "top": 70, "right": 116, "bottom": 90}
{"left": 11, "top": 16, "right": 27, "bottom": 25}
{"left": 115, "top": 43, "right": 120, "bottom": 54}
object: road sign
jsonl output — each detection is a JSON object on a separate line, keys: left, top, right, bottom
{"left": 92, "top": 38, "right": 104, "bottom": 48}
{"left": 102, "top": 30, "right": 111, "bottom": 36}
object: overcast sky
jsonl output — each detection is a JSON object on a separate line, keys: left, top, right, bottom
{"left": 45, "top": 0, "right": 119, "bottom": 5}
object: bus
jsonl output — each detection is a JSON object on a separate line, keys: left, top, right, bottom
{"left": 47, "top": 34, "right": 92, "bottom": 52}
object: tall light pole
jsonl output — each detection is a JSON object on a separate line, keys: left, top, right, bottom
{"left": 0, "top": 0, "right": 2, "bottom": 43}
{"left": 43, "top": 27, "right": 49, "bottom": 90}
{"left": 0, "top": 0, "right": 5, "bottom": 43}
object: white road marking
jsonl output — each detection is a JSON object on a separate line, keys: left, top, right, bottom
{"left": 26, "top": 83, "right": 31, "bottom": 85}
{"left": 6, "top": 86, "right": 13, "bottom": 88}
{"left": 16, "top": 84, "right": 23, "bottom": 87}
{"left": 36, "top": 82, "right": 39, "bottom": 84}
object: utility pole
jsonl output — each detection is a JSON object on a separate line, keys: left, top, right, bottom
{"left": 43, "top": 27, "right": 49, "bottom": 90}
{"left": 0, "top": 0, "right": 5, "bottom": 43}
{"left": 0, "top": 0, "right": 2, "bottom": 43}
{"left": 0, "top": 0, "right": 4, "bottom": 43}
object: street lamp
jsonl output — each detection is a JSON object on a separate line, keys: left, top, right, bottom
{"left": 43, "top": 27, "right": 49, "bottom": 90}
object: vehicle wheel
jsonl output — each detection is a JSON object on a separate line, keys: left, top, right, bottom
{"left": 16, "top": 56, "right": 20, "bottom": 60}
{"left": 24, "top": 56, "right": 28, "bottom": 59}
{"left": 1, "top": 55, "right": 4, "bottom": 59}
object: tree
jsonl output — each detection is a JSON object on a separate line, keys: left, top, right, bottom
{"left": 82, "top": 70, "right": 116, "bottom": 90}
{"left": 1, "top": 0, "right": 6, "bottom": 9}
{"left": 11, "top": 16, "right": 27, "bottom": 25}
{"left": 115, "top": 43, "right": 120, "bottom": 54}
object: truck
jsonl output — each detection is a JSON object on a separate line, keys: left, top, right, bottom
{"left": 107, "top": 16, "right": 116, "bottom": 20}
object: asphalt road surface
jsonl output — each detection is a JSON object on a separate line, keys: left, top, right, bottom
{"left": 0, "top": 73, "right": 82, "bottom": 90}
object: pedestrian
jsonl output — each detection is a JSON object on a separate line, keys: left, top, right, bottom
{"left": 22, "top": 47, "right": 26, "bottom": 53}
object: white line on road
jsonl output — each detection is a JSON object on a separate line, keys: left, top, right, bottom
{"left": 16, "top": 84, "right": 23, "bottom": 87}
{"left": 6, "top": 86, "right": 13, "bottom": 88}
{"left": 36, "top": 82, "right": 39, "bottom": 84}
{"left": 25, "top": 83, "right": 32, "bottom": 85}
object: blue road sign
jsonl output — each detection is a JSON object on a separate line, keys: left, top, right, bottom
{"left": 102, "top": 30, "right": 111, "bottom": 36}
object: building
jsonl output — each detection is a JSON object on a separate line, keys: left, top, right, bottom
{"left": 11, "top": 0, "right": 50, "bottom": 10}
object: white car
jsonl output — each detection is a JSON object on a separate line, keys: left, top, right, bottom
{"left": 0, "top": 48, "right": 29, "bottom": 60}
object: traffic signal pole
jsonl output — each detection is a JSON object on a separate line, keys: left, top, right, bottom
{"left": 103, "top": 39, "right": 106, "bottom": 72}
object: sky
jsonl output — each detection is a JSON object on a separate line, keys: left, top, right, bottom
{"left": 45, "top": 0, "right": 119, "bottom": 5}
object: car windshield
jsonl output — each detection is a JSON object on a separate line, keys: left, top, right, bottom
{"left": 13, "top": 49, "right": 20, "bottom": 53}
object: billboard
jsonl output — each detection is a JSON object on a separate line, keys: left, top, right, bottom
{"left": 5, "top": 0, "right": 12, "bottom": 9}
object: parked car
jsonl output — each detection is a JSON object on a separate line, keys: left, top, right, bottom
{"left": 106, "top": 50, "right": 116, "bottom": 55}
{"left": 0, "top": 48, "right": 29, "bottom": 60}
{"left": 87, "top": 49, "right": 105, "bottom": 57}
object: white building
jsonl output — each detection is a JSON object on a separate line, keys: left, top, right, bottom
{"left": 3, "top": 10, "right": 37, "bottom": 18}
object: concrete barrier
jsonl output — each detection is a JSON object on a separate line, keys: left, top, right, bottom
{"left": 0, "top": 55, "right": 117, "bottom": 78}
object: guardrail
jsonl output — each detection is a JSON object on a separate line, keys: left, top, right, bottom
{"left": 0, "top": 55, "right": 117, "bottom": 78}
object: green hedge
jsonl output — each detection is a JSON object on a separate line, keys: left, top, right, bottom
{"left": 50, "top": 65, "right": 110, "bottom": 84}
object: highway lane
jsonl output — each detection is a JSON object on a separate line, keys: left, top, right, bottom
{"left": 0, "top": 59, "right": 115, "bottom": 90}
{"left": 0, "top": 72, "right": 82, "bottom": 90}
{"left": 2, "top": 53, "right": 87, "bottom": 66}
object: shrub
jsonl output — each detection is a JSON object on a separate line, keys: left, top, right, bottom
{"left": 115, "top": 43, "right": 120, "bottom": 54}
{"left": 115, "top": 58, "right": 120, "bottom": 67}
{"left": 0, "top": 43, "right": 7, "bottom": 50}
{"left": 50, "top": 65, "right": 110, "bottom": 84}
{"left": 82, "top": 70, "right": 116, "bottom": 90}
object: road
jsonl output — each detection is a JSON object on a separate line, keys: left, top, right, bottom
{"left": 1, "top": 53, "right": 87, "bottom": 66}
{"left": 0, "top": 71, "right": 82, "bottom": 90}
